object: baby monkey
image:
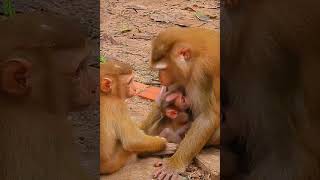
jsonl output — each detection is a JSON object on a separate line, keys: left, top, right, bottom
{"left": 156, "top": 85, "right": 193, "bottom": 144}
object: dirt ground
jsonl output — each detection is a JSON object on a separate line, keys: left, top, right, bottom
{"left": 101, "top": 0, "right": 220, "bottom": 121}
{"left": 101, "top": 0, "right": 220, "bottom": 179}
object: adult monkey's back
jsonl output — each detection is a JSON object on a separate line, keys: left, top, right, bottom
{"left": 140, "top": 27, "right": 220, "bottom": 179}
{"left": 221, "top": 0, "right": 320, "bottom": 179}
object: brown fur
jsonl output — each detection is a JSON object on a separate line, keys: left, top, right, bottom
{"left": 141, "top": 27, "right": 220, "bottom": 176}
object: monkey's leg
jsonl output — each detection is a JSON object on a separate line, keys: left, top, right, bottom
{"left": 100, "top": 145, "right": 134, "bottom": 174}
{"left": 100, "top": 125, "right": 132, "bottom": 174}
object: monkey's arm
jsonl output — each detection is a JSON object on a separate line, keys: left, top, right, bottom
{"left": 116, "top": 116, "right": 167, "bottom": 153}
{"left": 138, "top": 102, "right": 162, "bottom": 132}
{"left": 171, "top": 82, "right": 220, "bottom": 168}
{"left": 167, "top": 111, "right": 216, "bottom": 170}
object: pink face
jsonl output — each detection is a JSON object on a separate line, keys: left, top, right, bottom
{"left": 159, "top": 69, "right": 175, "bottom": 86}
{"left": 165, "top": 108, "right": 190, "bottom": 124}
{"left": 122, "top": 74, "right": 136, "bottom": 98}
{"left": 165, "top": 108, "right": 179, "bottom": 120}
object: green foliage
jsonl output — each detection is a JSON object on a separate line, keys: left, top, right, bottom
{"left": 3, "top": 0, "right": 15, "bottom": 17}
{"left": 99, "top": 55, "right": 108, "bottom": 63}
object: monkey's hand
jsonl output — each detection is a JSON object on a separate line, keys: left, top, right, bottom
{"left": 155, "top": 86, "right": 168, "bottom": 105}
{"left": 151, "top": 143, "right": 178, "bottom": 156}
{"left": 153, "top": 159, "right": 185, "bottom": 180}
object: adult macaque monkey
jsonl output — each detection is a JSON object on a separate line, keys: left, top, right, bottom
{"left": 100, "top": 60, "right": 175, "bottom": 174}
{"left": 0, "top": 14, "right": 95, "bottom": 179}
{"left": 140, "top": 27, "right": 220, "bottom": 179}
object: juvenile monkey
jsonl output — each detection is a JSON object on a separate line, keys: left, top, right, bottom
{"left": 100, "top": 60, "right": 171, "bottom": 174}
{"left": 140, "top": 27, "right": 220, "bottom": 179}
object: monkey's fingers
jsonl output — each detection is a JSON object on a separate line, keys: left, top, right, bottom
{"left": 154, "top": 167, "right": 169, "bottom": 180}
{"left": 154, "top": 167, "right": 164, "bottom": 177}
{"left": 156, "top": 86, "right": 168, "bottom": 105}
{"left": 166, "top": 143, "right": 178, "bottom": 151}
{"left": 164, "top": 172, "right": 175, "bottom": 180}
{"left": 160, "top": 86, "right": 167, "bottom": 94}
{"left": 154, "top": 166, "right": 181, "bottom": 180}
{"left": 159, "top": 171, "right": 171, "bottom": 180}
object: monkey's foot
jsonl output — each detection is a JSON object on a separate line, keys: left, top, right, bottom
{"left": 153, "top": 159, "right": 185, "bottom": 180}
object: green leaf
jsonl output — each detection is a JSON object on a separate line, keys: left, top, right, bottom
{"left": 99, "top": 55, "right": 107, "bottom": 63}
{"left": 3, "top": 0, "right": 16, "bottom": 17}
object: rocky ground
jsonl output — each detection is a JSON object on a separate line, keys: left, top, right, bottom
{"left": 101, "top": 0, "right": 220, "bottom": 179}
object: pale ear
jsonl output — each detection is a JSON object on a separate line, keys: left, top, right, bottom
{"left": 165, "top": 92, "right": 180, "bottom": 102}
{"left": 165, "top": 108, "right": 178, "bottom": 119}
{"left": 0, "top": 59, "right": 32, "bottom": 96}
{"left": 101, "top": 77, "right": 112, "bottom": 94}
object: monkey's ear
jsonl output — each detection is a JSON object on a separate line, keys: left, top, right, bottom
{"left": 174, "top": 43, "right": 192, "bottom": 61}
{"left": 165, "top": 92, "right": 180, "bottom": 102}
{"left": 101, "top": 78, "right": 112, "bottom": 94}
{"left": 0, "top": 59, "right": 32, "bottom": 96}
{"left": 165, "top": 109, "right": 178, "bottom": 119}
